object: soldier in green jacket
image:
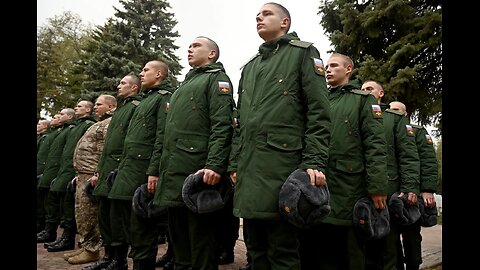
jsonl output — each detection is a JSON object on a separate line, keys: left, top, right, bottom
{"left": 307, "top": 53, "right": 389, "bottom": 270}
{"left": 361, "top": 81, "right": 420, "bottom": 270}
{"left": 107, "top": 61, "right": 174, "bottom": 270}
{"left": 86, "top": 74, "right": 142, "bottom": 270}
{"left": 37, "top": 108, "right": 76, "bottom": 243}
{"left": 389, "top": 101, "right": 439, "bottom": 270}
{"left": 37, "top": 114, "right": 61, "bottom": 233}
{"left": 153, "top": 36, "right": 235, "bottom": 270}
{"left": 228, "top": 3, "right": 331, "bottom": 270}
{"left": 45, "top": 100, "right": 96, "bottom": 252}
{"left": 37, "top": 119, "right": 51, "bottom": 150}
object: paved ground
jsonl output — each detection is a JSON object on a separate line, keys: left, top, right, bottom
{"left": 37, "top": 223, "right": 441, "bottom": 270}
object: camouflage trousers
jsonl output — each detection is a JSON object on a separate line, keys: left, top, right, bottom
{"left": 75, "top": 173, "right": 102, "bottom": 252}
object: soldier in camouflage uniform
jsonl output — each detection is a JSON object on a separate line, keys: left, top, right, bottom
{"left": 389, "top": 101, "right": 439, "bottom": 270}
{"left": 37, "top": 109, "right": 76, "bottom": 243}
{"left": 361, "top": 81, "right": 420, "bottom": 270}
{"left": 228, "top": 3, "right": 331, "bottom": 270}
{"left": 85, "top": 74, "right": 142, "bottom": 270}
{"left": 64, "top": 95, "right": 117, "bottom": 265}
{"left": 303, "top": 54, "right": 389, "bottom": 270}
{"left": 45, "top": 100, "right": 96, "bottom": 252}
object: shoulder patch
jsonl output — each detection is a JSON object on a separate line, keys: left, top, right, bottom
{"left": 312, "top": 57, "right": 325, "bottom": 76}
{"left": 289, "top": 40, "right": 313, "bottom": 48}
{"left": 350, "top": 89, "right": 370, "bottom": 96}
{"left": 371, "top": 104, "right": 383, "bottom": 118}
{"left": 218, "top": 81, "right": 231, "bottom": 95}
{"left": 405, "top": 124, "right": 415, "bottom": 137}
{"left": 385, "top": 108, "right": 405, "bottom": 116}
{"left": 131, "top": 100, "right": 140, "bottom": 106}
{"left": 205, "top": 68, "right": 222, "bottom": 73}
{"left": 425, "top": 134, "right": 433, "bottom": 144}
{"left": 157, "top": 89, "right": 171, "bottom": 95}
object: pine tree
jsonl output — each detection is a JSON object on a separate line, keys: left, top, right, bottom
{"left": 81, "top": 0, "right": 182, "bottom": 95}
{"left": 319, "top": 0, "right": 442, "bottom": 130}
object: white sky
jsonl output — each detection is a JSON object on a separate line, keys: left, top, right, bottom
{"left": 37, "top": 0, "right": 333, "bottom": 92}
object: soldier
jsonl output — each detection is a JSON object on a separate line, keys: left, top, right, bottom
{"left": 45, "top": 100, "right": 96, "bottom": 252}
{"left": 37, "top": 114, "right": 62, "bottom": 233}
{"left": 37, "top": 108, "right": 76, "bottom": 243}
{"left": 361, "top": 81, "right": 420, "bottom": 270}
{"left": 228, "top": 3, "right": 331, "bottom": 269}
{"left": 301, "top": 53, "right": 389, "bottom": 270}
{"left": 153, "top": 36, "right": 235, "bottom": 270}
{"left": 85, "top": 74, "right": 142, "bottom": 270}
{"left": 389, "top": 101, "right": 439, "bottom": 270}
{"left": 64, "top": 95, "right": 117, "bottom": 265}
{"left": 37, "top": 119, "right": 51, "bottom": 148}
{"left": 107, "top": 61, "right": 175, "bottom": 270}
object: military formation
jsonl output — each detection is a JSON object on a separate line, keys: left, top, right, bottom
{"left": 36, "top": 2, "right": 439, "bottom": 270}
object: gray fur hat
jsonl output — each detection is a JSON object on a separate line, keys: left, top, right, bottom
{"left": 132, "top": 184, "right": 167, "bottom": 218}
{"left": 353, "top": 197, "right": 390, "bottom": 239}
{"left": 278, "top": 169, "right": 331, "bottom": 229}
{"left": 418, "top": 196, "right": 438, "bottom": 227}
{"left": 182, "top": 171, "right": 233, "bottom": 214}
{"left": 388, "top": 192, "right": 421, "bottom": 226}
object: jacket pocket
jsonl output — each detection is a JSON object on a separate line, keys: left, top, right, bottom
{"left": 127, "top": 144, "right": 152, "bottom": 160}
{"left": 335, "top": 159, "right": 364, "bottom": 174}
{"left": 176, "top": 138, "right": 208, "bottom": 153}
{"left": 266, "top": 133, "right": 303, "bottom": 152}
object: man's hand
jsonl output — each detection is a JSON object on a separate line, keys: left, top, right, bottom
{"left": 196, "top": 168, "right": 221, "bottom": 185}
{"left": 230, "top": 171, "right": 237, "bottom": 185}
{"left": 306, "top": 168, "right": 326, "bottom": 186}
{"left": 420, "top": 192, "right": 436, "bottom": 208}
{"left": 370, "top": 194, "right": 387, "bottom": 209}
{"left": 147, "top": 175, "right": 159, "bottom": 194}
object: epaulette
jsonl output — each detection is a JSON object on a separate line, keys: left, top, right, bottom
{"left": 289, "top": 40, "right": 313, "bottom": 48}
{"left": 385, "top": 109, "right": 405, "bottom": 116}
{"left": 68, "top": 124, "right": 76, "bottom": 129}
{"left": 411, "top": 124, "right": 423, "bottom": 129}
{"left": 350, "top": 89, "right": 370, "bottom": 96}
{"left": 205, "top": 68, "right": 222, "bottom": 73}
{"left": 240, "top": 53, "right": 260, "bottom": 70}
{"left": 131, "top": 100, "right": 140, "bottom": 106}
{"left": 157, "top": 90, "right": 172, "bottom": 95}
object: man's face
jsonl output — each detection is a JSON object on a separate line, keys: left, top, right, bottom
{"left": 326, "top": 56, "right": 351, "bottom": 87}
{"left": 256, "top": 4, "right": 287, "bottom": 41}
{"left": 37, "top": 120, "right": 48, "bottom": 134}
{"left": 117, "top": 76, "right": 136, "bottom": 98}
{"left": 139, "top": 62, "right": 161, "bottom": 88}
{"left": 389, "top": 102, "right": 407, "bottom": 115}
{"left": 59, "top": 110, "right": 72, "bottom": 124}
{"left": 361, "top": 81, "right": 384, "bottom": 101}
{"left": 75, "top": 101, "right": 91, "bottom": 118}
{"left": 94, "top": 96, "right": 111, "bottom": 118}
{"left": 187, "top": 37, "right": 213, "bottom": 67}
{"left": 50, "top": 114, "right": 61, "bottom": 127}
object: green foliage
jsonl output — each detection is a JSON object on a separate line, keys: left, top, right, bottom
{"left": 37, "top": 11, "right": 93, "bottom": 118}
{"left": 319, "top": 0, "right": 442, "bottom": 132}
{"left": 80, "top": 0, "right": 182, "bottom": 93}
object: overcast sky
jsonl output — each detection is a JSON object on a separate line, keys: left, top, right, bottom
{"left": 37, "top": 0, "right": 333, "bottom": 91}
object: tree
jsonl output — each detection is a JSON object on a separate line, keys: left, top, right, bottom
{"left": 319, "top": 0, "right": 442, "bottom": 132}
{"left": 81, "top": 0, "right": 182, "bottom": 96}
{"left": 37, "top": 11, "right": 93, "bottom": 118}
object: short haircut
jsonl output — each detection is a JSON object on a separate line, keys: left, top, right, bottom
{"left": 149, "top": 60, "right": 169, "bottom": 80}
{"left": 98, "top": 94, "right": 117, "bottom": 107}
{"left": 126, "top": 74, "right": 141, "bottom": 89}
{"left": 331, "top": 53, "right": 354, "bottom": 78}
{"left": 265, "top": 2, "right": 291, "bottom": 33}
{"left": 197, "top": 36, "right": 220, "bottom": 63}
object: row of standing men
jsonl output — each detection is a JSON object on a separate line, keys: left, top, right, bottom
{"left": 36, "top": 2, "right": 439, "bottom": 270}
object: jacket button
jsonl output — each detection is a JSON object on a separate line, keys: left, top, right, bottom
{"left": 282, "top": 143, "right": 288, "bottom": 148}
{"left": 137, "top": 154, "right": 141, "bottom": 158}
{"left": 278, "top": 79, "right": 283, "bottom": 83}
{"left": 283, "top": 91, "right": 288, "bottom": 95}
{"left": 190, "top": 147, "right": 194, "bottom": 150}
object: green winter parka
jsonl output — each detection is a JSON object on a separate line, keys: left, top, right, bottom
{"left": 153, "top": 62, "right": 235, "bottom": 208}
{"left": 229, "top": 32, "right": 331, "bottom": 219}
{"left": 38, "top": 121, "right": 76, "bottom": 189}
{"left": 412, "top": 125, "right": 438, "bottom": 192}
{"left": 108, "top": 80, "right": 175, "bottom": 200}
{"left": 51, "top": 115, "right": 96, "bottom": 192}
{"left": 37, "top": 127, "right": 61, "bottom": 176}
{"left": 93, "top": 94, "right": 142, "bottom": 197}
{"left": 382, "top": 108, "right": 420, "bottom": 196}
{"left": 323, "top": 82, "right": 388, "bottom": 226}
